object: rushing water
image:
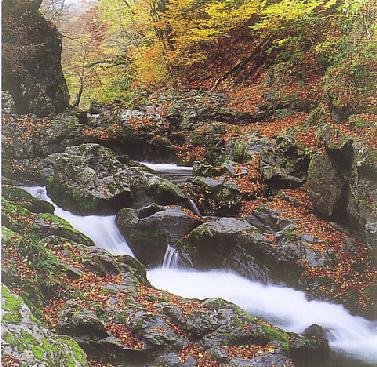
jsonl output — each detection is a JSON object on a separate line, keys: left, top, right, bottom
{"left": 23, "top": 186, "right": 377, "bottom": 366}
{"left": 148, "top": 268, "right": 377, "bottom": 365}
{"left": 162, "top": 245, "right": 180, "bottom": 268}
{"left": 21, "top": 186, "right": 134, "bottom": 256}
{"left": 140, "top": 162, "right": 193, "bottom": 183}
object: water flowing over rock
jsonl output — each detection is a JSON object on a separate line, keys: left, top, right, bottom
{"left": 116, "top": 204, "right": 201, "bottom": 267}
{"left": 39, "top": 143, "right": 187, "bottom": 214}
{"left": 2, "top": 0, "right": 69, "bottom": 116}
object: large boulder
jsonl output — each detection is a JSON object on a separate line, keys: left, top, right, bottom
{"left": 176, "top": 213, "right": 333, "bottom": 287}
{"left": 306, "top": 135, "right": 377, "bottom": 255}
{"left": 176, "top": 218, "right": 272, "bottom": 282}
{"left": 116, "top": 204, "right": 202, "bottom": 267}
{"left": 2, "top": 285, "right": 89, "bottom": 366}
{"left": 184, "top": 176, "right": 242, "bottom": 216}
{"left": 41, "top": 143, "right": 187, "bottom": 214}
{"left": 260, "top": 136, "right": 310, "bottom": 190}
{"left": 2, "top": 0, "right": 69, "bottom": 116}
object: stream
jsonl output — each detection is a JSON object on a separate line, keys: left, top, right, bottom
{"left": 22, "top": 173, "right": 377, "bottom": 366}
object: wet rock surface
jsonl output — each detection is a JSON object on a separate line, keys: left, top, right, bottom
{"left": 116, "top": 204, "right": 202, "bottom": 267}
{"left": 1, "top": 189, "right": 328, "bottom": 367}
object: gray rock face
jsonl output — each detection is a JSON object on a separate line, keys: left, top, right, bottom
{"left": 260, "top": 136, "right": 310, "bottom": 189}
{"left": 2, "top": 285, "right": 89, "bottom": 366}
{"left": 116, "top": 204, "right": 201, "bottom": 267}
{"left": 177, "top": 212, "right": 334, "bottom": 286}
{"left": 41, "top": 143, "right": 187, "bottom": 214}
{"left": 306, "top": 154, "right": 344, "bottom": 216}
{"left": 185, "top": 176, "right": 242, "bottom": 216}
{"left": 2, "top": 0, "right": 69, "bottom": 116}
{"left": 176, "top": 218, "right": 272, "bottom": 282}
{"left": 306, "top": 138, "right": 377, "bottom": 255}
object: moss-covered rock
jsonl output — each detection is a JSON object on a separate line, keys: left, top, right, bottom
{"left": 116, "top": 204, "right": 202, "bottom": 267}
{"left": 2, "top": 186, "right": 55, "bottom": 214}
{"left": 1, "top": 285, "right": 89, "bottom": 367}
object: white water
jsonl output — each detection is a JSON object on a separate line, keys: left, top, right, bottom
{"left": 20, "top": 185, "right": 377, "bottom": 365}
{"left": 22, "top": 186, "right": 134, "bottom": 256}
{"left": 140, "top": 162, "right": 193, "bottom": 172}
{"left": 148, "top": 268, "right": 377, "bottom": 365}
{"left": 189, "top": 198, "right": 201, "bottom": 216}
{"left": 162, "top": 245, "right": 180, "bottom": 268}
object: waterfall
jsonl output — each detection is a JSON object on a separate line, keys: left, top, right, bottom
{"left": 162, "top": 245, "right": 180, "bottom": 268}
{"left": 148, "top": 268, "right": 377, "bottom": 366}
{"left": 21, "top": 186, "right": 134, "bottom": 256}
{"left": 18, "top": 185, "right": 377, "bottom": 366}
{"left": 189, "top": 198, "right": 201, "bottom": 216}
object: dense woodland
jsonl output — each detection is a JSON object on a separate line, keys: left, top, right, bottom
{"left": 2, "top": 0, "right": 377, "bottom": 367}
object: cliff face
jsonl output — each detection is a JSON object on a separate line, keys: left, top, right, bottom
{"left": 2, "top": 0, "right": 69, "bottom": 116}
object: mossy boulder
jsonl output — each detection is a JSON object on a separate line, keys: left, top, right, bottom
{"left": 41, "top": 143, "right": 187, "bottom": 214}
{"left": 2, "top": 185, "right": 54, "bottom": 214}
{"left": 1, "top": 198, "right": 94, "bottom": 247}
{"left": 2, "top": 285, "right": 89, "bottom": 367}
{"left": 116, "top": 204, "right": 202, "bottom": 267}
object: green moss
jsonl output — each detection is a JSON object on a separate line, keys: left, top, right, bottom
{"left": 261, "top": 324, "right": 289, "bottom": 350}
{"left": 2, "top": 285, "right": 23, "bottom": 324}
{"left": 57, "top": 336, "right": 89, "bottom": 367}
{"left": 2, "top": 186, "right": 54, "bottom": 214}
{"left": 231, "top": 140, "right": 248, "bottom": 163}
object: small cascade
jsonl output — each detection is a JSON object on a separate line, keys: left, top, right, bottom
{"left": 189, "top": 198, "right": 201, "bottom": 216}
{"left": 21, "top": 186, "right": 134, "bottom": 256}
{"left": 162, "top": 245, "right": 180, "bottom": 268}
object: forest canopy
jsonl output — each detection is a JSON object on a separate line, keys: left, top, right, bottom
{"left": 57, "top": 0, "right": 376, "bottom": 115}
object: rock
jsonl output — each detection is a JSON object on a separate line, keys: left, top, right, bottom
{"left": 41, "top": 143, "right": 187, "bottom": 214}
{"left": 306, "top": 133, "right": 377, "bottom": 254}
{"left": 260, "top": 136, "right": 310, "bottom": 189}
{"left": 56, "top": 302, "right": 109, "bottom": 338}
{"left": 229, "top": 354, "right": 294, "bottom": 367}
{"left": 306, "top": 153, "right": 344, "bottom": 216}
{"left": 2, "top": 0, "right": 69, "bottom": 116}
{"left": 291, "top": 325, "right": 330, "bottom": 359}
{"left": 1, "top": 91, "right": 15, "bottom": 115}
{"left": 2, "top": 186, "right": 55, "bottom": 214}
{"left": 2, "top": 285, "right": 89, "bottom": 366}
{"left": 116, "top": 204, "right": 201, "bottom": 267}
{"left": 83, "top": 248, "right": 120, "bottom": 275}
{"left": 185, "top": 176, "right": 242, "bottom": 216}
{"left": 1, "top": 197, "right": 95, "bottom": 247}
{"left": 176, "top": 217, "right": 272, "bottom": 282}
{"left": 2, "top": 114, "right": 86, "bottom": 160}
{"left": 128, "top": 312, "right": 187, "bottom": 349}
{"left": 247, "top": 206, "right": 294, "bottom": 233}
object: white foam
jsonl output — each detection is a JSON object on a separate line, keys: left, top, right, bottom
{"left": 148, "top": 268, "right": 377, "bottom": 364}
{"left": 21, "top": 186, "right": 134, "bottom": 256}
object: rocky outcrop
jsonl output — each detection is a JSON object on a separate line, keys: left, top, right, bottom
{"left": 116, "top": 204, "right": 202, "bottom": 267}
{"left": 2, "top": 285, "right": 89, "bottom": 367}
{"left": 2, "top": 0, "right": 69, "bottom": 116}
{"left": 175, "top": 216, "right": 329, "bottom": 285}
{"left": 40, "top": 143, "right": 187, "bottom": 214}
{"left": 260, "top": 137, "right": 310, "bottom": 190}
{"left": 1, "top": 194, "right": 325, "bottom": 367}
{"left": 306, "top": 133, "right": 377, "bottom": 255}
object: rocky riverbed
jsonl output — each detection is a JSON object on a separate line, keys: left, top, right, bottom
{"left": 2, "top": 90, "right": 377, "bottom": 367}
